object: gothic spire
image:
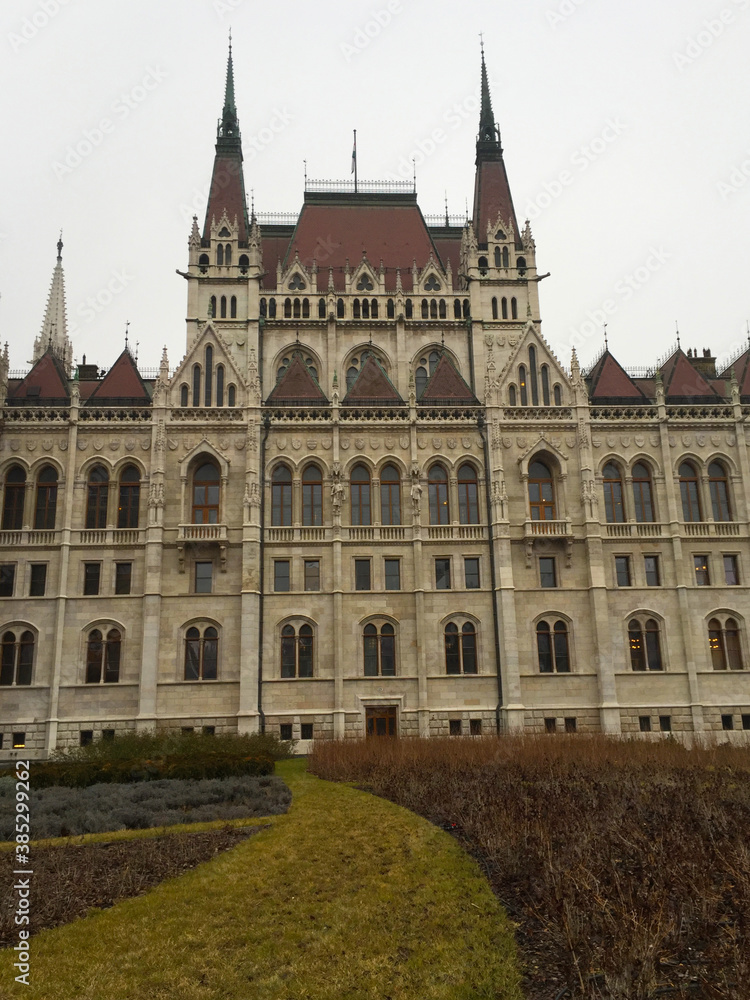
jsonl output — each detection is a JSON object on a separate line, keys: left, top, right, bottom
{"left": 218, "top": 32, "right": 240, "bottom": 147}
{"left": 33, "top": 234, "right": 73, "bottom": 374}
{"left": 478, "top": 40, "right": 501, "bottom": 148}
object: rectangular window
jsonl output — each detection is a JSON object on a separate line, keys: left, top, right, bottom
{"left": 539, "top": 557, "right": 556, "bottom": 589}
{"left": 464, "top": 558, "right": 480, "bottom": 589}
{"left": 29, "top": 564, "right": 47, "bottom": 597}
{"left": 355, "top": 559, "right": 371, "bottom": 591}
{"left": 0, "top": 565, "right": 15, "bottom": 598}
{"left": 202, "top": 725, "right": 215, "bottom": 736}
{"left": 615, "top": 556, "right": 632, "bottom": 587}
{"left": 449, "top": 719, "right": 462, "bottom": 736}
{"left": 194, "top": 561, "right": 212, "bottom": 594}
{"left": 435, "top": 558, "right": 451, "bottom": 590}
{"left": 544, "top": 717, "right": 557, "bottom": 734}
{"left": 300, "top": 722, "right": 313, "bottom": 740}
{"left": 304, "top": 560, "right": 320, "bottom": 592}
{"left": 742, "top": 714, "right": 750, "bottom": 731}
{"left": 639, "top": 716, "right": 652, "bottom": 732}
{"left": 80, "top": 730, "right": 93, "bottom": 747}
{"left": 280, "top": 723, "right": 293, "bottom": 741}
{"left": 724, "top": 555, "right": 739, "bottom": 586}
{"left": 721, "top": 714, "right": 734, "bottom": 731}
{"left": 181, "top": 726, "right": 194, "bottom": 734}
{"left": 469, "top": 719, "right": 482, "bottom": 736}
{"left": 115, "top": 562, "right": 132, "bottom": 595}
{"left": 102, "top": 729, "right": 115, "bottom": 742}
{"left": 384, "top": 559, "right": 401, "bottom": 591}
{"left": 659, "top": 715, "right": 672, "bottom": 732}
{"left": 13, "top": 732, "right": 26, "bottom": 749}
{"left": 83, "top": 563, "right": 101, "bottom": 596}
{"left": 564, "top": 717, "right": 577, "bottom": 733}
{"left": 644, "top": 555, "right": 660, "bottom": 587}
{"left": 274, "top": 560, "right": 290, "bottom": 593}
{"left": 694, "top": 555, "right": 710, "bottom": 586}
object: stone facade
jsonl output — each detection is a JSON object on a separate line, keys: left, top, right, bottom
{"left": 1, "top": 46, "right": 749, "bottom": 758}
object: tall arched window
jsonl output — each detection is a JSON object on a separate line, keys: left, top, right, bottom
{"left": 337, "top": 298, "right": 345, "bottom": 318}
{"left": 708, "top": 461, "right": 732, "bottom": 522}
{"left": 363, "top": 622, "right": 396, "bottom": 676}
{"left": 184, "top": 626, "right": 218, "bottom": 680}
{"left": 192, "top": 462, "right": 220, "bottom": 524}
{"left": 503, "top": 246, "right": 510, "bottom": 268}
{"left": 508, "top": 384, "right": 517, "bottom": 406}
{"left": 268, "top": 298, "right": 277, "bottom": 319}
{"left": 679, "top": 462, "right": 702, "bottom": 522}
{"left": 361, "top": 298, "right": 369, "bottom": 319}
{"left": 553, "top": 385, "right": 562, "bottom": 406}
{"left": 458, "top": 464, "right": 479, "bottom": 524}
{"left": 220, "top": 296, "right": 227, "bottom": 319}
{"left": 387, "top": 298, "right": 395, "bottom": 319}
{"left": 528, "top": 460, "right": 555, "bottom": 520}
{"left": 632, "top": 463, "right": 655, "bottom": 523}
{"left": 224, "top": 244, "right": 232, "bottom": 265}
{"left": 491, "top": 297, "right": 498, "bottom": 320}
{"left": 494, "top": 246, "right": 501, "bottom": 267}
{"left": 210, "top": 296, "right": 217, "bottom": 319}
{"left": 216, "top": 244, "right": 223, "bottom": 266}
{"left": 353, "top": 299, "right": 361, "bottom": 319}
{"left": 192, "top": 364, "right": 201, "bottom": 407}
{"left": 454, "top": 299, "right": 462, "bottom": 319}
{"left": 501, "top": 297, "right": 508, "bottom": 319}
{"left": 272, "top": 465, "right": 292, "bottom": 526}
{"left": 380, "top": 464, "right": 401, "bottom": 525}
{"left": 421, "top": 299, "right": 429, "bottom": 319}
{"left": 284, "top": 298, "right": 292, "bottom": 318}
{"left": 293, "top": 298, "right": 301, "bottom": 319}
{"left": 318, "top": 297, "right": 326, "bottom": 319}
{"left": 528, "top": 346, "right": 539, "bottom": 406}
{"left": 205, "top": 345, "right": 214, "bottom": 406}
{"left": 518, "top": 364, "right": 528, "bottom": 406}
{"left": 628, "top": 618, "right": 662, "bottom": 671}
{"left": 444, "top": 622, "right": 477, "bottom": 674}
{"left": 428, "top": 465, "right": 449, "bottom": 524}
{"left": 86, "top": 627, "right": 121, "bottom": 683}
{"left": 415, "top": 366, "right": 428, "bottom": 398}
{"left": 216, "top": 365, "right": 225, "bottom": 407}
{"left": 2, "top": 466, "right": 26, "bottom": 530}
{"left": 34, "top": 466, "right": 58, "bottom": 529}
{"left": 0, "top": 630, "right": 34, "bottom": 685}
{"left": 227, "top": 385, "right": 236, "bottom": 407}
{"left": 230, "top": 295, "right": 237, "bottom": 318}
{"left": 603, "top": 463, "right": 625, "bottom": 523}
{"left": 541, "top": 365, "right": 550, "bottom": 406}
{"left": 430, "top": 299, "right": 438, "bottom": 319}
{"left": 180, "top": 384, "right": 189, "bottom": 407}
{"left": 302, "top": 464, "right": 323, "bottom": 526}
{"left": 405, "top": 299, "right": 414, "bottom": 319}
{"left": 537, "top": 620, "right": 570, "bottom": 673}
{"left": 708, "top": 616, "right": 743, "bottom": 670}
{"left": 438, "top": 299, "right": 446, "bottom": 319}
{"left": 511, "top": 297, "right": 518, "bottom": 319}
{"left": 350, "top": 465, "right": 371, "bottom": 525}
{"left": 117, "top": 465, "right": 140, "bottom": 529}
{"left": 281, "top": 623, "right": 314, "bottom": 678}
{"left": 86, "top": 465, "right": 109, "bottom": 529}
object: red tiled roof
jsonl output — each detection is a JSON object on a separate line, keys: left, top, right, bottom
{"left": 344, "top": 356, "right": 402, "bottom": 403}
{"left": 472, "top": 158, "right": 521, "bottom": 248}
{"left": 718, "top": 349, "right": 750, "bottom": 396}
{"left": 87, "top": 350, "right": 151, "bottom": 402}
{"left": 660, "top": 350, "right": 722, "bottom": 400}
{"left": 266, "top": 354, "right": 327, "bottom": 404}
{"left": 260, "top": 233, "right": 294, "bottom": 290}
{"left": 587, "top": 351, "right": 648, "bottom": 401}
{"left": 9, "top": 350, "right": 68, "bottom": 400}
{"left": 203, "top": 153, "right": 249, "bottom": 244}
{"left": 420, "top": 354, "right": 476, "bottom": 402}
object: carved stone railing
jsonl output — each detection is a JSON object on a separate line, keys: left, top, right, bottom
{"left": 590, "top": 406, "right": 658, "bottom": 421}
{"left": 266, "top": 527, "right": 330, "bottom": 543}
{"left": 426, "top": 525, "right": 487, "bottom": 541}
{"left": 177, "top": 523, "right": 228, "bottom": 542}
{"left": 74, "top": 528, "right": 145, "bottom": 546}
{"left": 604, "top": 523, "right": 667, "bottom": 539}
{"left": 682, "top": 521, "right": 741, "bottom": 537}
{"left": 523, "top": 518, "right": 571, "bottom": 538}
{"left": 502, "top": 407, "right": 573, "bottom": 420}
{"left": 79, "top": 408, "right": 152, "bottom": 422}
{"left": 3, "top": 407, "right": 70, "bottom": 422}
{"left": 171, "top": 408, "right": 244, "bottom": 422}
{"left": 0, "top": 529, "right": 61, "bottom": 547}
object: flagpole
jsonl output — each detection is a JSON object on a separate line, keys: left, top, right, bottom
{"left": 353, "top": 129, "right": 358, "bottom": 194}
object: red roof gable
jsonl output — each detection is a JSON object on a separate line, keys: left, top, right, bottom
{"left": 473, "top": 157, "right": 521, "bottom": 248}
{"left": 660, "top": 350, "right": 722, "bottom": 400}
{"left": 343, "top": 356, "right": 402, "bottom": 404}
{"left": 420, "top": 354, "right": 476, "bottom": 402}
{"left": 587, "top": 351, "right": 648, "bottom": 401}
{"left": 266, "top": 354, "right": 327, "bottom": 404}
{"left": 9, "top": 350, "right": 68, "bottom": 401}
{"left": 719, "top": 349, "right": 750, "bottom": 397}
{"left": 203, "top": 153, "right": 249, "bottom": 244}
{"left": 87, "top": 350, "right": 151, "bottom": 402}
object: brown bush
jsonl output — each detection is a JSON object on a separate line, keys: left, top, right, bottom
{"left": 309, "top": 736, "right": 750, "bottom": 1000}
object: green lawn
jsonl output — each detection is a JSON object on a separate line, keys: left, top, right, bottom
{"left": 0, "top": 759, "right": 521, "bottom": 1000}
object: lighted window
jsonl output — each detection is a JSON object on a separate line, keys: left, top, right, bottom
{"left": 629, "top": 618, "right": 662, "bottom": 671}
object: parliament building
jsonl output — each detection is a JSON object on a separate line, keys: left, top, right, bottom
{"left": 2, "top": 46, "right": 749, "bottom": 758}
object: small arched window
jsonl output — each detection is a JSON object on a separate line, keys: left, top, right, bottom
{"left": 679, "top": 462, "right": 702, "bottom": 522}
{"left": 494, "top": 246, "right": 502, "bottom": 267}
{"left": 511, "top": 297, "right": 518, "bottom": 320}
{"left": 220, "top": 296, "right": 227, "bottom": 319}
{"left": 628, "top": 617, "right": 662, "bottom": 671}
{"left": 118, "top": 465, "right": 140, "bottom": 529}
{"left": 293, "top": 298, "right": 301, "bottom": 319}
{"left": 387, "top": 298, "right": 395, "bottom": 319}
{"left": 353, "top": 299, "right": 361, "bottom": 319}
{"left": 372, "top": 299, "right": 379, "bottom": 319}
{"left": 363, "top": 622, "right": 396, "bottom": 676}
{"left": 708, "top": 461, "right": 732, "bottom": 522}
{"left": 302, "top": 298, "right": 310, "bottom": 319}
{"left": 553, "top": 384, "right": 562, "bottom": 406}
{"left": 415, "top": 366, "right": 428, "bottom": 398}
{"left": 518, "top": 364, "right": 528, "bottom": 406}
{"left": 192, "top": 462, "right": 220, "bottom": 524}
{"left": 302, "top": 464, "right": 323, "bottom": 526}
{"left": 2, "top": 465, "right": 26, "bottom": 530}
{"left": 632, "top": 463, "right": 654, "bottom": 523}
{"left": 541, "top": 365, "right": 550, "bottom": 406}
{"left": 318, "top": 298, "right": 326, "bottom": 319}
{"left": 439, "top": 299, "right": 446, "bottom": 319}
{"left": 517, "top": 256, "right": 526, "bottom": 276}
{"left": 462, "top": 299, "right": 470, "bottom": 319}
{"left": 537, "top": 620, "right": 570, "bottom": 673}
{"left": 430, "top": 299, "right": 438, "bottom": 319}
{"left": 444, "top": 622, "right": 477, "bottom": 674}
{"left": 268, "top": 298, "right": 277, "bottom": 319}
{"left": 216, "top": 244, "right": 223, "bottom": 266}
{"left": 199, "top": 253, "right": 209, "bottom": 273}
{"left": 230, "top": 295, "right": 237, "bottom": 318}
{"left": 209, "top": 296, "right": 217, "bottom": 319}
{"left": 508, "top": 384, "right": 517, "bottom": 406}
{"left": 362, "top": 298, "right": 369, "bottom": 319}
{"left": 603, "top": 463, "right": 625, "bottom": 523}
{"left": 708, "top": 616, "right": 743, "bottom": 670}
{"left": 478, "top": 256, "right": 488, "bottom": 275}
{"left": 350, "top": 465, "right": 371, "bottom": 526}
{"left": 380, "top": 464, "right": 401, "bottom": 526}
{"left": 86, "top": 465, "right": 109, "bottom": 529}
{"left": 501, "top": 297, "right": 508, "bottom": 320}
{"left": 458, "top": 464, "right": 479, "bottom": 524}
{"left": 284, "top": 298, "right": 292, "bottom": 319}
{"left": 428, "top": 465, "right": 449, "bottom": 525}
{"left": 503, "top": 246, "right": 510, "bottom": 269}
{"left": 227, "top": 385, "right": 236, "bottom": 407}
{"left": 205, "top": 345, "right": 213, "bottom": 406}
{"left": 216, "top": 365, "right": 225, "bottom": 407}
{"left": 281, "top": 623, "right": 314, "bottom": 678}
{"left": 528, "top": 460, "right": 555, "bottom": 521}
{"left": 272, "top": 465, "right": 292, "bottom": 526}
{"left": 35, "top": 466, "right": 58, "bottom": 529}
{"left": 192, "top": 364, "right": 201, "bottom": 407}
{"left": 453, "top": 298, "right": 461, "bottom": 319}
{"left": 86, "top": 627, "right": 121, "bottom": 683}
{"left": 0, "top": 630, "right": 34, "bottom": 686}
{"left": 405, "top": 299, "right": 413, "bottom": 319}
{"left": 337, "top": 298, "right": 345, "bottom": 318}
{"left": 180, "top": 384, "right": 189, "bottom": 407}
{"left": 185, "top": 626, "right": 218, "bottom": 680}
{"left": 528, "top": 346, "right": 539, "bottom": 406}
{"left": 491, "top": 297, "right": 498, "bottom": 320}
{"left": 421, "top": 299, "right": 429, "bottom": 319}
{"left": 224, "top": 244, "right": 232, "bottom": 265}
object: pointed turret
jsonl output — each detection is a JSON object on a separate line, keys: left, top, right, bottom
{"left": 202, "top": 38, "right": 250, "bottom": 245}
{"left": 33, "top": 235, "right": 73, "bottom": 374}
{"left": 472, "top": 46, "right": 521, "bottom": 249}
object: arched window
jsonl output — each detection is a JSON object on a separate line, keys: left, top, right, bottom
{"left": 216, "top": 365, "right": 225, "bottom": 407}
{"left": 501, "top": 297, "right": 508, "bottom": 319}
{"left": 230, "top": 295, "right": 237, "bottom": 318}
{"left": 199, "top": 253, "right": 209, "bottom": 273}
{"left": 268, "top": 298, "right": 277, "bottom": 319}
{"left": 444, "top": 622, "right": 477, "bottom": 674}
{"left": 364, "top": 622, "right": 396, "bottom": 676}
{"left": 34, "top": 466, "right": 58, "bottom": 529}
{"left": 216, "top": 244, "right": 223, "bottom": 266}
{"left": 528, "top": 460, "right": 555, "bottom": 520}
{"left": 117, "top": 465, "right": 140, "bottom": 529}
{"left": 462, "top": 299, "right": 470, "bottom": 319}
{"left": 192, "top": 462, "right": 220, "bottom": 524}
{"left": 491, "top": 297, "right": 498, "bottom": 320}
{"left": 553, "top": 385, "right": 562, "bottom": 406}
{"left": 628, "top": 617, "right": 662, "bottom": 671}
{"left": 260, "top": 298, "right": 268, "bottom": 318}
{"left": 353, "top": 299, "right": 361, "bottom": 319}
{"left": 439, "top": 299, "right": 446, "bottom": 319}
{"left": 478, "top": 256, "right": 488, "bottom": 275}
{"left": 458, "top": 464, "right": 479, "bottom": 524}
{"left": 405, "top": 299, "right": 413, "bottom": 319}
{"left": 428, "top": 465, "right": 449, "bottom": 524}
{"left": 302, "top": 464, "right": 323, "bottom": 526}
{"left": 603, "top": 463, "right": 625, "bottom": 523}
{"left": 239, "top": 254, "right": 249, "bottom": 273}
{"left": 387, "top": 299, "right": 395, "bottom": 319}
{"left": 284, "top": 298, "right": 292, "bottom": 319}
{"left": 205, "top": 345, "right": 213, "bottom": 406}
{"left": 679, "top": 462, "right": 702, "bottom": 522}
{"left": 302, "top": 298, "right": 310, "bottom": 319}
{"left": 220, "top": 296, "right": 227, "bottom": 319}
{"left": 180, "top": 384, "right": 188, "bottom": 407}
{"left": 380, "top": 464, "right": 401, "bottom": 525}
{"left": 293, "top": 298, "right": 301, "bottom": 319}
{"left": 224, "top": 244, "right": 232, "bottom": 265}
{"left": 281, "top": 623, "right": 314, "bottom": 678}
{"left": 272, "top": 465, "right": 292, "bottom": 526}
{"left": 430, "top": 299, "right": 438, "bottom": 319}
{"left": 528, "top": 346, "right": 539, "bottom": 405}
{"left": 494, "top": 246, "right": 502, "bottom": 267}
{"left": 184, "top": 626, "right": 218, "bottom": 680}
{"left": 421, "top": 299, "right": 429, "bottom": 319}
{"left": 318, "top": 298, "right": 326, "bottom": 319}
{"left": 708, "top": 461, "right": 732, "bottom": 522}
{"left": 519, "top": 364, "right": 528, "bottom": 406}
{"left": 192, "top": 364, "right": 201, "bottom": 407}
{"left": 86, "top": 465, "right": 109, "bottom": 529}
{"left": 363, "top": 298, "right": 371, "bottom": 319}
{"left": 517, "top": 255, "right": 527, "bottom": 276}
{"left": 86, "top": 627, "right": 121, "bottom": 683}
{"left": 350, "top": 465, "right": 371, "bottom": 526}
{"left": 227, "top": 385, "right": 236, "bottom": 407}
{"left": 508, "top": 384, "right": 517, "bottom": 406}
{"left": 503, "top": 246, "right": 510, "bottom": 269}
{"left": 453, "top": 298, "right": 461, "bottom": 319}
{"left": 632, "top": 463, "right": 655, "bottom": 522}
{"left": 415, "top": 366, "right": 428, "bottom": 398}
{"left": 511, "top": 297, "right": 518, "bottom": 319}
{"left": 2, "top": 466, "right": 26, "bottom": 530}
{"left": 541, "top": 365, "right": 550, "bottom": 406}
{"left": 210, "top": 295, "right": 217, "bottom": 319}
{"left": 537, "top": 620, "right": 570, "bottom": 673}
{"left": 337, "top": 298, "right": 345, "bottom": 318}
{"left": 0, "top": 630, "right": 34, "bottom": 685}
{"left": 708, "top": 616, "right": 743, "bottom": 670}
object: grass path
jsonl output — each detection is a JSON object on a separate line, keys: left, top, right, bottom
{"left": 0, "top": 759, "right": 521, "bottom": 1000}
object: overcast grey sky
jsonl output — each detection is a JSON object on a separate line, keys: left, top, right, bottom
{"left": 1, "top": 0, "right": 749, "bottom": 376}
